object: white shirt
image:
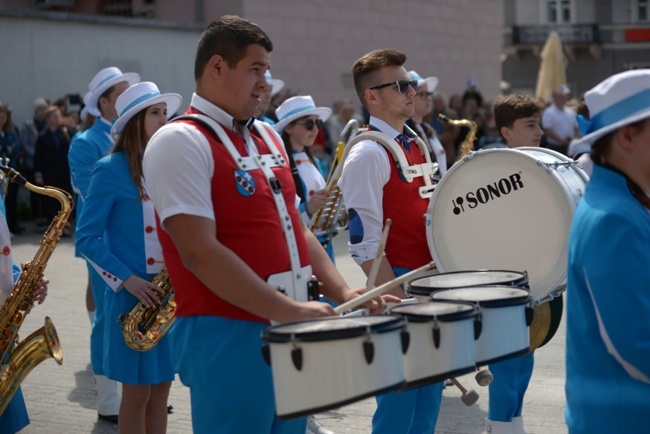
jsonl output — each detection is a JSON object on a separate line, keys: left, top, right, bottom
{"left": 338, "top": 116, "right": 399, "bottom": 265}
{"left": 142, "top": 93, "right": 287, "bottom": 228}
{"left": 542, "top": 104, "right": 578, "bottom": 146}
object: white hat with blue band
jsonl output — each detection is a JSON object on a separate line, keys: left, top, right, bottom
{"left": 573, "top": 69, "right": 650, "bottom": 152}
{"left": 273, "top": 95, "right": 332, "bottom": 134}
{"left": 111, "top": 81, "right": 182, "bottom": 137}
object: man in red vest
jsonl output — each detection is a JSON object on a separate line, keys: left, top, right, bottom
{"left": 339, "top": 49, "right": 442, "bottom": 434}
{"left": 143, "top": 15, "right": 385, "bottom": 434}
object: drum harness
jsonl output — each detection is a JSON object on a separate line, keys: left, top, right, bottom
{"left": 175, "top": 114, "right": 319, "bottom": 304}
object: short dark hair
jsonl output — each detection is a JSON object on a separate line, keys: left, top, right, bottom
{"left": 194, "top": 15, "right": 273, "bottom": 81}
{"left": 493, "top": 93, "right": 544, "bottom": 134}
{"left": 351, "top": 49, "right": 406, "bottom": 107}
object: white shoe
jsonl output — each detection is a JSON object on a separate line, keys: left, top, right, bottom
{"left": 484, "top": 418, "right": 514, "bottom": 434}
{"left": 512, "top": 416, "right": 526, "bottom": 434}
{"left": 306, "top": 415, "right": 334, "bottom": 434}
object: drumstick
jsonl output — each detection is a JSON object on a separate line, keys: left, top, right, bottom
{"left": 334, "top": 262, "right": 436, "bottom": 314}
{"left": 450, "top": 377, "right": 479, "bottom": 406}
{"left": 366, "top": 219, "right": 392, "bottom": 291}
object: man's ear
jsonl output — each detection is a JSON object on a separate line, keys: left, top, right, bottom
{"left": 500, "top": 126, "right": 512, "bottom": 142}
{"left": 206, "top": 54, "right": 225, "bottom": 80}
{"left": 364, "top": 89, "right": 378, "bottom": 107}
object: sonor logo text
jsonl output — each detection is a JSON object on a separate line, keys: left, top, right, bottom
{"left": 452, "top": 173, "right": 524, "bottom": 215}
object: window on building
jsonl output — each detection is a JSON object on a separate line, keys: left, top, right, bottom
{"left": 100, "top": 0, "right": 132, "bottom": 17}
{"left": 547, "top": 0, "right": 571, "bottom": 23}
{"left": 639, "top": 0, "right": 649, "bottom": 21}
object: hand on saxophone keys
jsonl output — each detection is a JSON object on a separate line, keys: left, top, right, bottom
{"left": 32, "top": 275, "right": 49, "bottom": 305}
{"left": 122, "top": 275, "right": 164, "bottom": 308}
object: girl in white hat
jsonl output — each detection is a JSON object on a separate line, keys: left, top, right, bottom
{"left": 275, "top": 96, "right": 334, "bottom": 259}
{"left": 76, "top": 81, "right": 182, "bottom": 433}
{"left": 566, "top": 69, "right": 650, "bottom": 434}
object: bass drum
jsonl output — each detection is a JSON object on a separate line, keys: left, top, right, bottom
{"left": 426, "top": 148, "right": 587, "bottom": 347}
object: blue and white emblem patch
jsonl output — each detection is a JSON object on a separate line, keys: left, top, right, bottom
{"left": 234, "top": 169, "right": 256, "bottom": 196}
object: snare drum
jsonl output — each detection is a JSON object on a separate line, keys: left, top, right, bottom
{"left": 391, "top": 301, "right": 478, "bottom": 389}
{"left": 408, "top": 270, "right": 528, "bottom": 301}
{"left": 262, "top": 315, "right": 406, "bottom": 420}
{"left": 432, "top": 286, "right": 533, "bottom": 366}
{"left": 426, "top": 147, "right": 588, "bottom": 302}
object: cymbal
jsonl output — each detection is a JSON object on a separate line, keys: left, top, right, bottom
{"left": 529, "top": 293, "right": 563, "bottom": 352}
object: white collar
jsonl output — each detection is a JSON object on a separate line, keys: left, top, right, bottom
{"left": 190, "top": 93, "right": 254, "bottom": 136}
{"left": 369, "top": 116, "right": 403, "bottom": 140}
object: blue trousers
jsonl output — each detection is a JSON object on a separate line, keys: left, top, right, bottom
{"left": 170, "top": 316, "right": 306, "bottom": 434}
{"left": 372, "top": 266, "right": 444, "bottom": 434}
{"left": 88, "top": 262, "right": 108, "bottom": 375}
{"left": 488, "top": 351, "right": 534, "bottom": 421}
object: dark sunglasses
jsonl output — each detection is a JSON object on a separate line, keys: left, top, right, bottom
{"left": 294, "top": 119, "right": 324, "bottom": 131}
{"left": 370, "top": 79, "right": 418, "bottom": 95}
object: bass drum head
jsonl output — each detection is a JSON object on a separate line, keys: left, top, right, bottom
{"left": 426, "top": 148, "right": 586, "bottom": 301}
{"left": 529, "top": 294, "right": 564, "bottom": 351}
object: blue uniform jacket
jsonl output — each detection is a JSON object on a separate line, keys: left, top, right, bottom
{"left": 75, "top": 152, "right": 164, "bottom": 292}
{"left": 566, "top": 164, "right": 650, "bottom": 433}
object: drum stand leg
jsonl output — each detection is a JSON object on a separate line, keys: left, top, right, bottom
{"left": 475, "top": 367, "right": 493, "bottom": 386}
{"left": 450, "top": 377, "right": 479, "bottom": 406}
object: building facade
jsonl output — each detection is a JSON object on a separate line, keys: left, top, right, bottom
{"left": 503, "top": 0, "right": 650, "bottom": 99}
{"left": 0, "top": 0, "right": 502, "bottom": 124}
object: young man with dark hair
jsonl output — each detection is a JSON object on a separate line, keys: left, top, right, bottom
{"left": 339, "top": 49, "right": 442, "bottom": 434}
{"left": 494, "top": 93, "right": 544, "bottom": 149}
{"left": 486, "top": 92, "right": 544, "bottom": 434}
{"left": 143, "top": 16, "right": 383, "bottom": 433}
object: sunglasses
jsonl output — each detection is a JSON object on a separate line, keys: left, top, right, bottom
{"left": 370, "top": 79, "right": 418, "bottom": 95}
{"left": 416, "top": 91, "right": 433, "bottom": 99}
{"left": 294, "top": 119, "right": 324, "bottom": 131}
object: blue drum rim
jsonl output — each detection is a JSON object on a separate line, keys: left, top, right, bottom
{"left": 264, "top": 315, "right": 404, "bottom": 343}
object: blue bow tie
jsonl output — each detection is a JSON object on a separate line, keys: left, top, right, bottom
{"left": 396, "top": 134, "right": 413, "bottom": 152}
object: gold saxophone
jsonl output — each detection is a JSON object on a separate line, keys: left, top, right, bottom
{"left": 119, "top": 267, "right": 175, "bottom": 352}
{"left": 0, "top": 167, "right": 72, "bottom": 414}
{"left": 437, "top": 113, "right": 478, "bottom": 162}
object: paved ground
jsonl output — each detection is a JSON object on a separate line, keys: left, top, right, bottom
{"left": 10, "top": 223, "right": 568, "bottom": 433}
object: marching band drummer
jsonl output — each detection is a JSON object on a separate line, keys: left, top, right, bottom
{"left": 274, "top": 95, "right": 335, "bottom": 260}
{"left": 566, "top": 69, "right": 650, "bottom": 433}
{"left": 0, "top": 190, "right": 49, "bottom": 433}
{"left": 485, "top": 93, "right": 544, "bottom": 434}
{"left": 142, "top": 16, "right": 392, "bottom": 434}
{"left": 339, "top": 49, "right": 443, "bottom": 434}
{"left": 76, "top": 82, "right": 182, "bottom": 434}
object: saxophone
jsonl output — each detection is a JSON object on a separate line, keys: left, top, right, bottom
{"left": 0, "top": 166, "right": 71, "bottom": 414}
{"left": 119, "top": 267, "right": 176, "bottom": 352}
{"left": 437, "top": 113, "right": 478, "bottom": 162}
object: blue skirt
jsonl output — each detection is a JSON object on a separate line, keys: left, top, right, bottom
{"left": 102, "top": 283, "right": 175, "bottom": 385}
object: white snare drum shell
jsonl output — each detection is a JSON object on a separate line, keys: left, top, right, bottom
{"left": 392, "top": 301, "right": 477, "bottom": 388}
{"left": 432, "top": 286, "right": 531, "bottom": 366}
{"left": 263, "top": 315, "right": 405, "bottom": 420}
{"left": 426, "top": 148, "right": 588, "bottom": 301}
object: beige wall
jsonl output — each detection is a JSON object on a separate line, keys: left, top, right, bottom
{"left": 245, "top": 0, "right": 503, "bottom": 109}
{"left": 1, "top": 0, "right": 502, "bottom": 122}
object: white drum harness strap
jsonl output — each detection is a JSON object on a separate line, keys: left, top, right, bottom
{"left": 342, "top": 127, "right": 439, "bottom": 199}
{"left": 176, "top": 114, "right": 315, "bottom": 303}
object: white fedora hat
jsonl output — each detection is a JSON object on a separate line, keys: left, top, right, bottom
{"left": 408, "top": 70, "right": 439, "bottom": 93}
{"left": 265, "top": 71, "right": 285, "bottom": 97}
{"left": 573, "top": 68, "right": 650, "bottom": 150}
{"left": 274, "top": 95, "right": 332, "bottom": 134}
{"left": 85, "top": 67, "right": 141, "bottom": 117}
{"left": 110, "top": 81, "right": 182, "bottom": 136}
